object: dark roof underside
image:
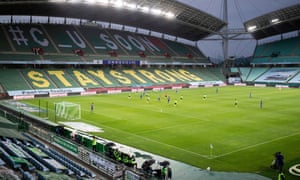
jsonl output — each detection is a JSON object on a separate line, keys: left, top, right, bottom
{"left": 244, "top": 4, "right": 300, "bottom": 40}
{"left": 0, "top": 1, "right": 226, "bottom": 41}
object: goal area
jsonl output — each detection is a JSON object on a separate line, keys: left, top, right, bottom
{"left": 55, "top": 102, "right": 81, "bottom": 120}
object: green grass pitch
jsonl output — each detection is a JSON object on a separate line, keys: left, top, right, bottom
{"left": 22, "top": 86, "right": 300, "bottom": 179}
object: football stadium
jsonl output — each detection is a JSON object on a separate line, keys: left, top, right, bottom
{"left": 0, "top": 0, "right": 299, "bottom": 180}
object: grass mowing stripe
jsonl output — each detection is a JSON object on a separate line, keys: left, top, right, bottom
{"left": 79, "top": 116, "right": 210, "bottom": 159}
{"left": 135, "top": 120, "right": 208, "bottom": 135}
{"left": 215, "top": 131, "right": 300, "bottom": 158}
{"left": 19, "top": 86, "right": 300, "bottom": 179}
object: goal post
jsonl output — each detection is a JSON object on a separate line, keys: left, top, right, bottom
{"left": 55, "top": 102, "right": 81, "bottom": 120}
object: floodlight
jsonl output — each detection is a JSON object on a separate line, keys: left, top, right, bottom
{"left": 97, "top": 0, "right": 108, "bottom": 4}
{"left": 85, "top": 0, "right": 96, "bottom": 4}
{"left": 164, "top": 12, "right": 175, "bottom": 19}
{"left": 49, "top": 0, "right": 66, "bottom": 2}
{"left": 271, "top": 18, "right": 280, "bottom": 23}
{"left": 138, "top": 6, "right": 149, "bottom": 13}
{"left": 69, "top": 0, "right": 81, "bottom": 3}
{"left": 124, "top": 2, "right": 136, "bottom": 10}
{"left": 111, "top": 0, "right": 123, "bottom": 7}
{"left": 151, "top": 8, "right": 162, "bottom": 16}
{"left": 247, "top": 25, "right": 257, "bottom": 32}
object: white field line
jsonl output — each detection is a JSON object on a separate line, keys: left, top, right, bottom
{"left": 83, "top": 108, "right": 300, "bottom": 160}
{"left": 80, "top": 116, "right": 210, "bottom": 159}
{"left": 215, "top": 131, "right": 300, "bottom": 158}
{"left": 23, "top": 101, "right": 300, "bottom": 160}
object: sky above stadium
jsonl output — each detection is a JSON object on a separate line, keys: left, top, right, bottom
{"left": 178, "top": 0, "right": 300, "bottom": 62}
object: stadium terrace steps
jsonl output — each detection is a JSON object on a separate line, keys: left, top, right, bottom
{"left": 22, "top": 69, "right": 58, "bottom": 90}
{"left": 105, "top": 29, "right": 142, "bottom": 56}
{"left": 0, "top": 67, "right": 227, "bottom": 92}
{"left": 0, "top": 25, "right": 12, "bottom": 52}
{"left": 65, "top": 69, "right": 105, "bottom": 88}
{"left": 251, "top": 57, "right": 271, "bottom": 64}
{"left": 246, "top": 67, "right": 269, "bottom": 82}
{"left": 42, "top": 54, "right": 83, "bottom": 62}
{"left": 0, "top": 24, "right": 208, "bottom": 64}
{"left": 0, "top": 53, "right": 42, "bottom": 61}
{"left": 253, "top": 36, "right": 300, "bottom": 64}
{"left": 196, "top": 68, "right": 226, "bottom": 82}
{"left": 45, "top": 69, "right": 81, "bottom": 89}
{"left": 0, "top": 69, "right": 33, "bottom": 91}
{"left": 239, "top": 67, "right": 251, "bottom": 82}
{"left": 270, "top": 56, "right": 300, "bottom": 64}
{"left": 43, "top": 24, "right": 94, "bottom": 54}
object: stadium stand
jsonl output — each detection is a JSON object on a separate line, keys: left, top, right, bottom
{"left": 245, "top": 67, "right": 269, "bottom": 82}
{"left": 252, "top": 36, "right": 300, "bottom": 65}
{"left": 239, "top": 67, "right": 251, "bottom": 82}
{"left": 0, "top": 129, "right": 101, "bottom": 179}
{"left": 0, "top": 23, "right": 209, "bottom": 66}
{"left": 0, "top": 69, "right": 32, "bottom": 91}
{"left": 0, "top": 67, "right": 227, "bottom": 94}
{"left": 0, "top": 1, "right": 300, "bottom": 179}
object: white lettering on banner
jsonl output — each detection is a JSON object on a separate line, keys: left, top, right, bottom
{"left": 139, "top": 36, "right": 160, "bottom": 52}
{"left": 99, "top": 33, "right": 118, "bottom": 50}
{"left": 114, "top": 34, "right": 132, "bottom": 50}
{"left": 30, "top": 28, "right": 49, "bottom": 47}
{"left": 8, "top": 26, "right": 28, "bottom": 46}
{"left": 13, "top": 95, "right": 35, "bottom": 100}
{"left": 66, "top": 30, "right": 86, "bottom": 48}
{"left": 108, "top": 90, "right": 122, "bottom": 94}
{"left": 128, "top": 35, "right": 145, "bottom": 51}
{"left": 49, "top": 93, "right": 67, "bottom": 97}
{"left": 81, "top": 91, "right": 96, "bottom": 96}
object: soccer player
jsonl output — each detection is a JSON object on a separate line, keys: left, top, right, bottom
{"left": 146, "top": 96, "right": 150, "bottom": 103}
{"left": 140, "top": 93, "right": 143, "bottom": 100}
{"left": 174, "top": 99, "right": 177, "bottom": 106}
{"left": 234, "top": 98, "right": 238, "bottom": 107}
{"left": 167, "top": 96, "right": 171, "bottom": 104}
{"left": 180, "top": 95, "right": 183, "bottom": 101}
{"left": 260, "top": 99, "right": 263, "bottom": 109}
{"left": 90, "top": 102, "right": 94, "bottom": 112}
{"left": 203, "top": 94, "right": 207, "bottom": 100}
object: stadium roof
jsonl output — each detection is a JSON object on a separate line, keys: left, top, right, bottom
{"left": 244, "top": 3, "right": 300, "bottom": 40}
{"left": 0, "top": 0, "right": 226, "bottom": 41}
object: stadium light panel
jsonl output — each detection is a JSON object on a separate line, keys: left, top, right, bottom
{"left": 85, "top": 0, "right": 96, "bottom": 4}
{"left": 151, "top": 8, "right": 162, "bottom": 16}
{"left": 271, "top": 18, "right": 280, "bottom": 24}
{"left": 49, "top": 0, "right": 66, "bottom": 2}
{"left": 137, "top": 5, "right": 150, "bottom": 13}
{"left": 164, "top": 12, "right": 175, "bottom": 19}
{"left": 97, "top": 0, "right": 109, "bottom": 4}
{"left": 247, "top": 25, "right": 257, "bottom": 32}
{"left": 69, "top": 0, "right": 81, "bottom": 3}
{"left": 111, "top": 0, "right": 123, "bottom": 8}
{"left": 124, "top": 2, "right": 136, "bottom": 10}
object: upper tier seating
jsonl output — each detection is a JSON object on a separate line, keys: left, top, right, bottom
{"left": 0, "top": 24, "right": 208, "bottom": 64}
{"left": 252, "top": 36, "right": 300, "bottom": 65}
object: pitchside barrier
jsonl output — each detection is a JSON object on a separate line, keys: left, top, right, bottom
{"left": 29, "top": 125, "right": 124, "bottom": 178}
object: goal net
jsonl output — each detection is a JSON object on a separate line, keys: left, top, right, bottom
{"left": 55, "top": 102, "right": 81, "bottom": 120}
